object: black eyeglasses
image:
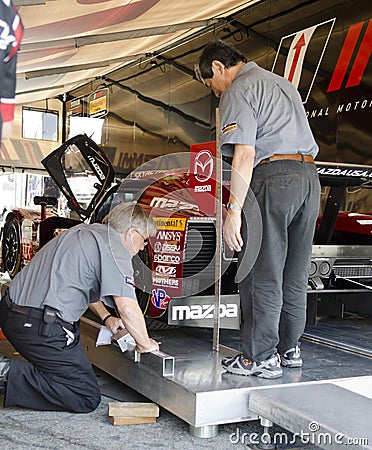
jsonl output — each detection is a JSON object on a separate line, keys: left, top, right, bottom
{"left": 135, "top": 229, "right": 148, "bottom": 246}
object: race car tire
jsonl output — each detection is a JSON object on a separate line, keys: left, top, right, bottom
{"left": 2, "top": 215, "right": 22, "bottom": 279}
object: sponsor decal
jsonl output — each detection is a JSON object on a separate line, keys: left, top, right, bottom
{"left": 87, "top": 155, "right": 106, "bottom": 181}
{"left": 152, "top": 241, "right": 181, "bottom": 254}
{"left": 153, "top": 254, "right": 181, "bottom": 264}
{"left": 153, "top": 217, "right": 187, "bottom": 230}
{"left": 125, "top": 276, "right": 135, "bottom": 287}
{"left": 161, "top": 243, "right": 180, "bottom": 253}
{"left": 155, "top": 265, "right": 177, "bottom": 277}
{"left": 153, "top": 277, "right": 179, "bottom": 287}
{"left": 171, "top": 304, "right": 238, "bottom": 321}
{"left": 151, "top": 289, "right": 170, "bottom": 309}
{"left": 156, "top": 230, "right": 182, "bottom": 241}
{"left": 190, "top": 141, "right": 217, "bottom": 216}
{"left": 150, "top": 217, "right": 187, "bottom": 300}
{"left": 194, "top": 185, "right": 212, "bottom": 192}
{"left": 150, "top": 197, "right": 198, "bottom": 212}
{"left": 316, "top": 167, "right": 372, "bottom": 178}
{"left": 193, "top": 150, "right": 214, "bottom": 183}
{"left": 222, "top": 122, "right": 238, "bottom": 134}
{"left": 130, "top": 168, "right": 185, "bottom": 180}
{"left": 154, "top": 241, "right": 162, "bottom": 252}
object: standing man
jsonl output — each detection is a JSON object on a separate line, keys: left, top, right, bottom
{"left": 0, "top": 0, "right": 23, "bottom": 142}
{"left": 0, "top": 202, "right": 159, "bottom": 412}
{"left": 196, "top": 39, "right": 320, "bottom": 379}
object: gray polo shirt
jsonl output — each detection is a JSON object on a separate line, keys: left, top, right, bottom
{"left": 219, "top": 62, "right": 318, "bottom": 166}
{"left": 9, "top": 223, "right": 136, "bottom": 322}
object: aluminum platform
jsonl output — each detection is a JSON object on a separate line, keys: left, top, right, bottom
{"left": 80, "top": 317, "right": 372, "bottom": 438}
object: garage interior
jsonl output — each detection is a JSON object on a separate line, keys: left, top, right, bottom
{"left": 0, "top": 0, "right": 371, "bottom": 449}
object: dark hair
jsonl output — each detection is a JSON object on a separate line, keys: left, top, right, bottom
{"left": 195, "top": 38, "right": 247, "bottom": 81}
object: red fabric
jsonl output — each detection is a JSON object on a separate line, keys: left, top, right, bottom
{"left": 0, "top": 1, "right": 23, "bottom": 125}
{"left": 0, "top": 102, "right": 15, "bottom": 122}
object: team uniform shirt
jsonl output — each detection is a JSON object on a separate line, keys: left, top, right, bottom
{"left": 219, "top": 62, "right": 319, "bottom": 165}
{"left": 9, "top": 223, "right": 136, "bottom": 322}
{"left": 0, "top": 0, "right": 23, "bottom": 140}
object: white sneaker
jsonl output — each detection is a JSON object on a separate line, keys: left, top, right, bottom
{"left": 222, "top": 353, "right": 283, "bottom": 379}
{"left": 281, "top": 346, "right": 302, "bottom": 368}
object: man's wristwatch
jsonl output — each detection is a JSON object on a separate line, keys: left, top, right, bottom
{"left": 226, "top": 202, "right": 242, "bottom": 211}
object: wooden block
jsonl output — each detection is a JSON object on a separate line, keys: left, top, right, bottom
{"left": 109, "top": 416, "right": 157, "bottom": 426}
{"left": 108, "top": 402, "right": 159, "bottom": 418}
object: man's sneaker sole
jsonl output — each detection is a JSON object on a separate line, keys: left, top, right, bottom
{"left": 281, "top": 358, "right": 302, "bottom": 368}
{"left": 255, "top": 368, "right": 283, "bottom": 379}
{"left": 224, "top": 364, "right": 283, "bottom": 379}
{"left": 280, "top": 346, "right": 302, "bottom": 368}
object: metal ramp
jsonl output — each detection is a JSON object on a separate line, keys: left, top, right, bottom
{"left": 249, "top": 379, "right": 372, "bottom": 450}
{"left": 80, "top": 317, "right": 372, "bottom": 438}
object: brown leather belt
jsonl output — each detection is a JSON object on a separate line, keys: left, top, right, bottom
{"left": 258, "top": 153, "right": 314, "bottom": 165}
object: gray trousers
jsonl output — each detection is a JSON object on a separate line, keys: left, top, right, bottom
{"left": 239, "top": 160, "right": 320, "bottom": 362}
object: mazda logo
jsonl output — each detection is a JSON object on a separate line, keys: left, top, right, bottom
{"left": 194, "top": 150, "right": 214, "bottom": 182}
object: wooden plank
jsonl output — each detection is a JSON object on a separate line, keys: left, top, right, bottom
{"left": 108, "top": 416, "right": 157, "bottom": 426}
{"left": 108, "top": 402, "right": 159, "bottom": 418}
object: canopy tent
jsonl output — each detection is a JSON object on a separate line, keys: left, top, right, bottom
{"left": 1, "top": 0, "right": 260, "bottom": 170}
{"left": 15, "top": 0, "right": 260, "bottom": 104}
